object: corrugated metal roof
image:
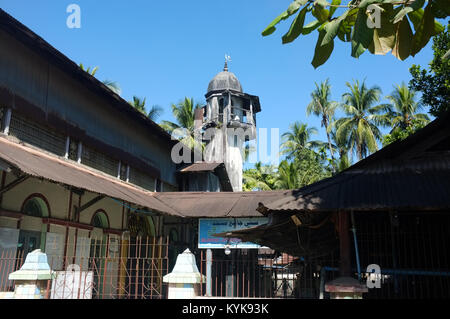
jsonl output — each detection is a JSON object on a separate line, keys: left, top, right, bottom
{"left": 178, "top": 162, "right": 223, "bottom": 173}
{"left": 0, "top": 9, "right": 174, "bottom": 146}
{"left": 0, "top": 137, "right": 182, "bottom": 217}
{"left": 262, "top": 111, "right": 450, "bottom": 213}
{"left": 153, "top": 190, "right": 291, "bottom": 217}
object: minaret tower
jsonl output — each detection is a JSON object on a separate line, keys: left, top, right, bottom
{"left": 202, "top": 60, "right": 261, "bottom": 192}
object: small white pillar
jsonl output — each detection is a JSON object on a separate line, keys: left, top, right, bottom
{"left": 8, "top": 249, "right": 54, "bottom": 299}
{"left": 163, "top": 249, "right": 206, "bottom": 299}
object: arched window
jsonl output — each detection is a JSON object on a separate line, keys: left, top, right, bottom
{"left": 91, "top": 210, "right": 109, "bottom": 229}
{"left": 22, "top": 195, "right": 50, "bottom": 218}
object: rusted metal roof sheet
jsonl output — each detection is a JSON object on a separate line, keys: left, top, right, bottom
{"left": 263, "top": 111, "right": 450, "bottom": 213}
{"left": 263, "top": 167, "right": 450, "bottom": 213}
{"left": 178, "top": 162, "right": 223, "bottom": 173}
{"left": 0, "top": 9, "right": 174, "bottom": 146}
{"left": 0, "top": 137, "right": 182, "bottom": 217}
{"left": 153, "top": 190, "right": 291, "bottom": 217}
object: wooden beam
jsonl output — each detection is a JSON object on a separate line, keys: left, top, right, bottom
{"left": 75, "top": 195, "right": 105, "bottom": 215}
{"left": 0, "top": 175, "right": 29, "bottom": 195}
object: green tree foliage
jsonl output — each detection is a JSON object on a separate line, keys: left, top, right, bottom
{"left": 409, "top": 23, "right": 450, "bottom": 117}
{"left": 160, "top": 97, "right": 203, "bottom": 150}
{"left": 79, "top": 63, "right": 121, "bottom": 95}
{"left": 129, "top": 96, "right": 164, "bottom": 121}
{"left": 331, "top": 80, "right": 386, "bottom": 160}
{"left": 383, "top": 83, "right": 430, "bottom": 132}
{"left": 306, "top": 79, "right": 338, "bottom": 162}
{"left": 382, "top": 118, "right": 427, "bottom": 146}
{"left": 243, "top": 162, "right": 277, "bottom": 191}
{"left": 280, "top": 121, "right": 325, "bottom": 159}
{"left": 262, "top": 0, "right": 447, "bottom": 68}
{"left": 241, "top": 77, "right": 435, "bottom": 191}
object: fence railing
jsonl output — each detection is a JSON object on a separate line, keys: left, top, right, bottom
{"left": 198, "top": 249, "right": 333, "bottom": 299}
{"left": 0, "top": 236, "right": 169, "bottom": 299}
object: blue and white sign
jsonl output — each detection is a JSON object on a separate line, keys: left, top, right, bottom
{"left": 198, "top": 218, "right": 268, "bottom": 249}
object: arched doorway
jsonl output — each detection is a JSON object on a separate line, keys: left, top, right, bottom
{"left": 124, "top": 213, "right": 157, "bottom": 297}
{"left": 89, "top": 210, "right": 109, "bottom": 298}
{"left": 18, "top": 195, "right": 50, "bottom": 259}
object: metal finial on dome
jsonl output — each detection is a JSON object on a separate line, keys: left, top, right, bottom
{"left": 224, "top": 54, "right": 231, "bottom": 72}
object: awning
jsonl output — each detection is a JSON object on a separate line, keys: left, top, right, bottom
{"left": 153, "top": 190, "right": 290, "bottom": 218}
{"left": 178, "top": 162, "right": 223, "bottom": 173}
{"left": 0, "top": 137, "right": 182, "bottom": 217}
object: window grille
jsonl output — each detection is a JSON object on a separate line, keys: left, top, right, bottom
{"left": 81, "top": 145, "right": 119, "bottom": 177}
{"left": 9, "top": 113, "right": 66, "bottom": 156}
{"left": 128, "top": 167, "right": 155, "bottom": 191}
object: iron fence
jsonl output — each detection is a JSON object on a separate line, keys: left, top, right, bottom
{"left": 197, "top": 249, "right": 338, "bottom": 299}
{"left": 0, "top": 236, "right": 169, "bottom": 299}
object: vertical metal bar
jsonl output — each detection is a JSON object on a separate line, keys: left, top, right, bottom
{"left": 0, "top": 249, "right": 7, "bottom": 291}
{"left": 44, "top": 279, "right": 51, "bottom": 299}
{"left": 141, "top": 236, "right": 149, "bottom": 299}
{"left": 77, "top": 257, "right": 84, "bottom": 299}
{"left": 220, "top": 259, "right": 223, "bottom": 297}
{"left": 165, "top": 236, "right": 169, "bottom": 299}
{"left": 350, "top": 211, "right": 361, "bottom": 281}
{"left": 158, "top": 237, "right": 163, "bottom": 299}
{"left": 215, "top": 259, "right": 218, "bottom": 297}
{"left": 102, "top": 235, "right": 109, "bottom": 299}
{"left": 134, "top": 236, "right": 139, "bottom": 299}
{"left": 150, "top": 236, "right": 155, "bottom": 299}
{"left": 5, "top": 248, "right": 14, "bottom": 292}
{"left": 92, "top": 238, "right": 99, "bottom": 299}
{"left": 200, "top": 250, "right": 204, "bottom": 296}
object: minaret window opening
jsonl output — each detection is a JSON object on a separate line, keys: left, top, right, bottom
{"left": 218, "top": 98, "right": 224, "bottom": 123}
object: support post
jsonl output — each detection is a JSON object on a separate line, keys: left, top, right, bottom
{"left": 206, "top": 248, "right": 212, "bottom": 296}
{"left": 325, "top": 210, "right": 367, "bottom": 299}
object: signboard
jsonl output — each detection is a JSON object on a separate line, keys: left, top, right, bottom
{"left": 198, "top": 218, "right": 268, "bottom": 249}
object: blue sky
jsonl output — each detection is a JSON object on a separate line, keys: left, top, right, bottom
{"left": 0, "top": 0, "right": 437, "bottom": 166}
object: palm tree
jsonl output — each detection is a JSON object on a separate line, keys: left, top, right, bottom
{"left": 333, "top": 80, "right": 385, "bottom": 161}
{"left": 243, "top": 162, "right": 276, "bottom": 191}
{"left": 160, "top": 97, "right": 203, "bottom": 149}
{"left": 79, "top": 63, "right": 121, "bottom": 95}
{"left": 274, "top": 160, "right": 299, "bottom": 190}
{"left": 129, "top": 96, "right": 163, "bottom": 121}
{"left": 306, "top": 79, "right": 338, "bottom": 160}
{"left": 280, "top": 122, "right": 325, "bottom": 160}
{"left": 79, "top": 63, "right": 98, "bottom": 76}
{"left": 329, "top": 128, "right": 351, "bottom": 171}
{"left": 101, "top": 80, "right": 122, "bottom": 95}
{"left": 383, "top": 83, "right": 430, "bottom": 133}
{"left": 130, "top": 96, "right": 147, "bottom": 114}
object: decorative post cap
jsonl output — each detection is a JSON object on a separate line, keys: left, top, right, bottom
{"left": 163, "top": 248, "right": 206, "bottom": 284}
{"left": 9, "top": 249, "right": 54, "bottom": 281}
